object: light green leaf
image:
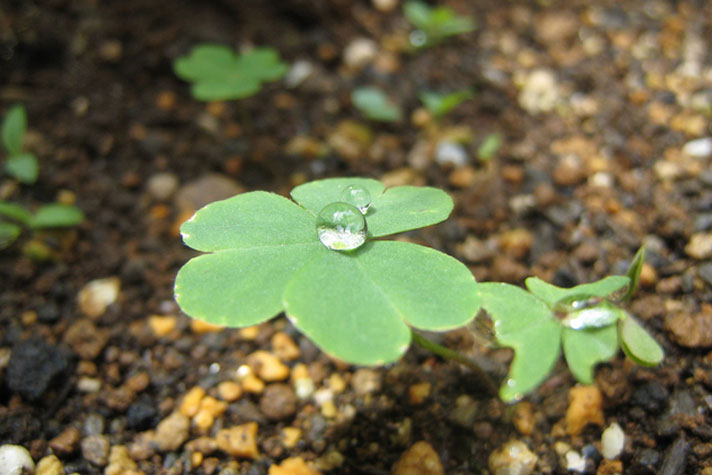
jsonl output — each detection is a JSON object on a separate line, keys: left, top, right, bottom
{"left": 478, "top": 282, "right": 561, "bottom": 401}
{"left": 236, "top": 48, "right": 288, "bottom": 81}
{"left": 5, "top": 153, "right": 39, "bottom": 184}
{"left": 0, "top": 221, "right": 21, "bottom": 248}
{"left": 192, "top": 79, "right": 261, "bottom": 102}
{"left": 621, "top": 246, "right": 645, "bottom": 302}
{"left": 618, "top": 314, "right": 664, "bottom": 366}
{"left": 561, "top": 325, "right": 619, "bottom": 384}
{"left": 403, "top": 1, "right": 431, "bottom": 31}
{"left": 367, "top": 186, "right": 453, "bottom": 237}
{"left": 30, "top": 204, "right": 84, "bottom": 228}
{"left": 419, "top": 90, "right": 473, "bottom": 118}
{"left": 2, "top": 104, "right": 26, "bottom": 156}
{"left": 525, "top": 275, "right": 630, "bottom": 308}
{"left": 175, "top": 243, "right": 325, "bottom": 327}
{"left": 477, "top": 133, "right": 502, "bottom": 161}
{"left": 284, "top": 248, "right": 413, "bottom": 365}
{"left": 432, "top": 8, "right": 476, "bottom": 37}
{"left": 291, "top": 177, "right": 385, "bottom": 216}
{"left": 180, "top": 191, "right": 316, "bottom": 252}
{"left": 0, "top": 201, "right": 32, "bottom": 225}
{"left": 351, "top": 87, "right": 402, "bottom": 122}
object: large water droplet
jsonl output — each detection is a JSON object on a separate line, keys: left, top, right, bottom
{"left": 341, "top": 184, "right": 372, "bottom": 214}
{"left": 316, "top": 202, "right": 367, "bottom": 251}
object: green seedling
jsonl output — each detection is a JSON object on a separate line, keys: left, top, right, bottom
{"left": 403, "top": 1, "right": 476, "bottom": 48}
{"left": 419, "top": 89, "right": 473, "bottom": 119}
{"left": 174, "top": 177, "right": 482, "bottom": 368}
{"left": 351, "top": 87, "right": 403, "bottom": 122}
{"left": 478, "top": 248, "right": 663, "bottom": 401}
{"left": 0, "top": 201, "right": 84, "bottom": 250}
{"left": 476, "top": 133, "right": 503, "bottom": 161}
{"left": 2, "top": 105, "right": 39, "bottom": 184}
{"left": 174, "top": 44, "right": 287, "bottom": 101}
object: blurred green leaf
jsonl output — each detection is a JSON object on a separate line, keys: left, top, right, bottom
{"left": 30, "top": 204, "right": 84, "bottom": 228}
{"left": 351, "top": 87, "right": 402, "bottom": 122}
{"left": 2, "top": 104, "right": 26, "bottom": 156}
{"left": 0, "top": 201, "right": 32, "bottom": 225}
{"left": 0, "top": 221, "right": 21, "bottom": 249}
{"left": 5, "top": 153, "right": 38, "bottom": 184}
{"left": 419, "top": 89, "right": 473, "bottom": 118}
{"left": 477, "top": 133, "right": 503, "bottom": 161}
{"left": 404, "top": 1, "right": 475, "bottom": 47}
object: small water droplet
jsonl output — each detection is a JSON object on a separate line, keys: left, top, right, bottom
{"left": 341, "top": 184, "right": 372, "bottom": 214}
{"left": 409, "top": 30, "right": 428, "bottom": 48}
{"left": 316, "top": 202, "right": 367, "bottom": 251}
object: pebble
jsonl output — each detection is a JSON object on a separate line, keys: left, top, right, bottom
{"left": 513, "top": 401, "right": 535, "bottom": 436}
{"left": 664, "top": 309, "right": 712, "bottom": 348}
{"left": 179, "top": 386, "right": 206, "bottom": 417}
{"left": 247, "top": 350, "right": 290, "bottom": 381}
{"left": 488, "top": 440, "right": 538, "bottom": 475}
{"left": 682, "top": 137, "right": 712, "bottom": 158}
{"left": 81, "top": 435, "right": 110, "bottom": 466}
{"left": 36, "top": 455, "right": 63, "bottom": 475}
{"left": 269, "top": 456, "right": 321, "bottom": 475}
{"left": 564, "top": 450, "right": 586, "bottom": 473}
{"left": 146, "top": 172, "right": 179, "bottom": 201}
{"left": 498, "top": 229, "right": 533, "bottom": 259}
{"left": 294, "top": 377, "right": 316, "bottom": 400}
{"left": 77, "top": 277, "right": 121, "bottom": 318}
{"left": 271, "top": 332, "right": 301, "bottom": 361}
{"left": 685, "top": 233, "right": 712, "bottom": 259}
{"left": 7, "top": 338, "right": 71, "bottom": 401}
{"left": 217, "top": 381, "right": 243, "bottom": 402}
{"left": 435, "top": 141, "right": 468, "bottom": 167}
{"left": 448, "top": 395, "right": 479, "bottom": 428}
{"left": 281, "top": 427, "right": 303, "bottom": 449}
{"left": 601, "top": 422, "right": 625, "bottom": 459}
{"left": 0, "top": 445, "right": 35, "bottom": 475}
{"left": 517, "top": 69, "right": 559, "bottom": 114}
{"left": 660, "top": 437, "right": 688, "bottom": 475}
{"left": 127, "top": 399, "right": 158, "bottom": 430}
{"left": 372, "top": 0, "right": 398, "bottom": 12}
{"left": 216, "top": 423, "right": 259, "bottom": 459}
{"left": 194, "top": 396, "right": 228, "bottom": 431}
{"left": 343, "top": 38, "right": 378, "bottom": 70}
{"left": 77, "top": 377, "right": 102, "bottom": 393}
{"left": 408, "top": 382, "right": 431, "bottom": 405}
{"left": 597, "top": 459, "right": 623, "bottom": 475}
{"left": 63, "top": 319, "right": 109, "bottom": 360}
{"left": 352, "top": 368, "right": 382, "bottom": 395}
{"left": 392, "top": 441, "right": 444, "bottom": 475}
{"left": 49, "top": 426, "right": 80, "bottom": 455}
{"left": 190, "top": 319, "right": 223, "bottom": 333}
{"left": 448, "top": 166, "right": 478, "bottom": 188}
{"left": 553, "top": 154, "right": 586, "bottom": 186}
{"left": 148, "top": 315, "right": 177, "bottom": 338}
{"left": 174, "top": 174, "right": 244, "bottom": 214}
{"left": 154, "top": 412, "right": 190, "bottom": 451}
{"left": 284, "top": 60, "right": 313, "bottom": 89}
{"left": 105, "top": 445, "right": 140, "bottom": 475}
{"left": 566, "top": 385, "right": 605, "bottom": 436}
{"left": 260, "top": 383, "right": 297, "bottom": 420}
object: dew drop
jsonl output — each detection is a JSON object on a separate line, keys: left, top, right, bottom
{"left": 341, "top": 184, "right": 372, "bottom": 214}
{"left": 316, "top": 202, "right": 367, "bottom": 251}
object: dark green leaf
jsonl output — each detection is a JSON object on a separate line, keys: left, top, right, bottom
{"left": 30, "top": 204, "right": 84, "bottom": 228}
{"left": 2, "top": 104, "right": 26, "bottom": 156}
{"left": 620, "top": 246, "right": 646, "bottom": 302}
{"left": 0, "top": 201, "right": 32, "bottom": 225}
{"left": 0, "top": 222, "right": 21, "bottom": 249}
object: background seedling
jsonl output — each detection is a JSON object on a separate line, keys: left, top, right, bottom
{"left": 0, "top": 201, "right": 84, "bottom": 250}
{"left": 2, "top": 105, "right": 39, "bottom": 184}
{"left": 418, "top": 89, "right": 473, "bottom": 119}
{"left": 404, "top": 1, "right": 476, "bottom": 48}
{"left": 351, "top": 87, "right": 403, "bottom": 122}
{"left": 174, "top": 44, "right": 287, "bottom": 101}
{"left": 478, "top": 248, "right": 663, "bottom": 401}
{"left": 476, "top": 133, "right": 503, "bottom": 161}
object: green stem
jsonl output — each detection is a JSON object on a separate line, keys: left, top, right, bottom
{"left": 410, "top": 329, "right": 499, "bottom": 398}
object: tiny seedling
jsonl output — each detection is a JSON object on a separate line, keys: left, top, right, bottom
{"left": 174, "top": 44, "right": 288, "bottom": 101}
{"left": 419, "top": 89, "right": 473, "bottom": 119}
{"left": 351, "top": 87, "right": 403, "bottom": 122}
{"left": 403, "top": 1, "right": 476, "bottom": 48}
{"left": 0, "top": 201, "right": 84, "bottom": 250}
{"left": 476, "top": 133, "right": 502, "bottom": 161}
{"left": 174, "top": 177, "right": 481, "bottom": 367}
{"left": 478, "top": 247, "right": 663, "bottom": 401}
{"left": 2, "top": 105, "right": 39, "bottom": 184}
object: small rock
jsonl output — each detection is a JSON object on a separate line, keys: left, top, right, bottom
{"left": 269, "top": 456, "right": 321, "bottom": 475}
{"left": 247, "top": 350, "right": 290, "bottom": 382}
{"left": 351, "top": 368, "right": 382, "bottom": 395}
{"left": 0, "top": 445, "right": 35, "bottom": 475}
{"left": 513, "top": 401, "right": 535, "bottom": 436}
{"left": 49, "top": 426, "right": 80, "bottom": 456}
{"left": 601, "top": 422, "right": 625, "bottom": 459}
{"left": 498, "top": 229, "right": 533, "bottom": 259}
{"left": 190, "top": 319, "right": 223, "bottom": 334}
{"left": 343, "top": 38, "right": 378, "bottom": 70}
{"left": 105, "top": 445, "right": 139, "bottom": 475}
{"left": 372, "top": 0, "right": 398, "bottom": 12}
{"left": 408, "top": 382, "right": 431, "bottom": 405}
{"left": 260, "top": 383, "right": 297, "bottom": 420}
{"left": 553, "top": 154, "right": 586, "bottom": 186}
{"left": 284, "top": 60, "right": 313, "bottom": 89}
{"left": 77, "top": 277, "right": 120, "bottom": 318}
{"left": 179, "top": 386, "right": 206, "bottom": 417}
{"left": 517, "top": 69, "right": 559, "bottom": 114}
{"left": 271, "top": 332, "right": 300, "bottom": 361}
{"left": 36, "top": 455, "right": 63, "bottom": 475}
{"left": 63, "top": 319, "right": 109, "bottom": 360}
{"left": 217, "top": 381, "right": 243, "bottom": 402}
{"left": 458, "top": 236, "right": 495, "bottom": 263}
{"left": 154, "top": 412, "right": 190, "bottom": 451}
{"left": 664, "top": 309, "right": 712, "bottom": 348}
{"left": 7, "top": 338, "right": 71, "bottom": 401}
{"left": 660, "top": 437, "right": 688, "bottom": 475}
{"left": 281, "top": 427, "right": 303, "bottom": 449}
{"left": 488, "top": 440, "right": 538, "bottom": 475}
{"left": 328, "top": 120, "right": 373, "bottom": 162}
{"left": 146, "top": 172, "right": 179, "bottom": 201}
{"left": 682, "top": 137, "right": 712, "bottom": 158}
{"left": 80, "top": 435, "right": 110, "bottom": 466}
{"left": 392, "top": 441, "right": 444, "bottom": 475}
{"left": 126, "top": 398, "right": 158, "bottom": 430}
{"left": 148, "top": 315, "right": 177, "bottom": 338}
{"left": 447, "top": 395, "right": 479, "bottom": 428}
{"left": 174, "top": 174, "right": 244, "bottom": 215}
{"left": 564, "top": 450, "right": 586, "bottom": 473}
{"left": 686, "top": 233, "right": 712, "bottom": 259}
{"left": 566, "top": 385, "right": 604, "bottom": 436}
{"left": 435, "top": 141, "right": 468, "bottom": 167}
{"left": 597, "top": 459, "right": 624, "bottom": 475}
{"left": 448, "top": 166, "right": 478, "bottom": 188}
{"left": 216, "top": 423, "right": 259, "bottom": 459}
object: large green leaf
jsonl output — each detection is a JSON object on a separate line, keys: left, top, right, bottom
{"left": 2, "top": 104, "right": 26, "bottom": 156}
{"left": 0, "top": 201, "right": 32, "bottom": 225}
{"left": 180, "top": 192, "right": 316, "bottom": 252}
{"left": 367, "top": 186, "right": 452, "bottom": 237}
{"left": 525, "top": 276, "right": 630, "bottom": 308}
{"left": 561, "top": 325, "right": 619, "bottom": 384}
{"left": 351, "top": 87, "right": 402, "bottom": 122}
{"left": 0, "top": 221, "right": 21, "bottom": 248}
{"left": 291, "top": 178, "right": 385, "bottom": 216}
{"left": 5, "top": 153, "right": 38, "bottom": 184}
{"left": 478, "top": 283, "right": 561, "bottom": 401}
{"left": 30, "top": 204, "right": 84, "bottom": 228}
{"left": 175, "top": 243, "right": 324, "bottom": 327}
{"left": 618, "top": 314, "right": 664, "bottom": 366}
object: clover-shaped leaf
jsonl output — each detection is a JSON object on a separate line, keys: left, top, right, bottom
{"left": 175, "top": 178, "right": 480, "bottom": 365}
{"left": 618, "top": 313, "right": 664, "bottom": 366}
{"left": 174, "top": 44, "right": 287, "bottom": 101}
{"left": 525, "top": 275, "right": 630, "bottom": 308}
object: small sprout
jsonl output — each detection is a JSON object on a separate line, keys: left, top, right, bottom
{"left": 418, "top": 89, "right": 473, "bottom": 119}
{"left": 477, "top": 133, "right": 503, "bottom": 161}
{"left": 2, "top": 105, "right": 39, "bottom": 184}
{"left": 0, "top": 201, "right": 83, "bottom": 250}
{"left": 620, "top": 245, "right": 645, "bottom": 302}
{"left": 174, "top": 44, "right": 287, "bottom": 101}
{"left": 403, "top": 1, "right": 476, "bottom": 48}
{"left": 351, "top": 87, "right": 402, "bottom": 122}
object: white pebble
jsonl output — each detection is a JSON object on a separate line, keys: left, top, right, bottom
{"left": 565, "top": 450, "right": 586, "bottom": 473}
{"left": 0, "top": 445, "right": 35, "bottom": 475}
{"left": 294, "top": 377, "right": 315, "bottom": 400}
{"left": 284, "top": 60, "right": 313, "bottom": 89}
{"left": 682, "top": 137, "right": 712, "bottom": 158}
{"left": 146, "top": 173, "right": 179, "bottom": 201}
{"left": 518, "top": 69, "right": 560, "bottom": 114}
{"left": 343, "top": 38, "right": 378, "bottom": 70}
{"left": 601, "top": 422, "right": 625, "bottom": 459}
{"left": 435, "top": 141, "right": 468, "bottom": 167}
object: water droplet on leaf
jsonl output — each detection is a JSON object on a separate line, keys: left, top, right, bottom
{"left": 341, "top": 184, "right": 372, "bottom": 214}
{"left": 316, "top": 202, "right": 367, "bottom": 251}
{"left": 561, "top": 301, "right": 622, "bottom": 330}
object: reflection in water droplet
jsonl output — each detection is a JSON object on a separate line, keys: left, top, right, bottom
{"left": 316, "top": 202, "right": 367, "bottom": 251}
{"left": 341, "top": 184, "right": 372, "bottom": 214}
{"left": 410, "top": 30, "right": 428, "bottom": 48}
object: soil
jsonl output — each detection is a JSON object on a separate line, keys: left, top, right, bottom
{"left": 1, "top": 0, "right": 712, "bottom": 473}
